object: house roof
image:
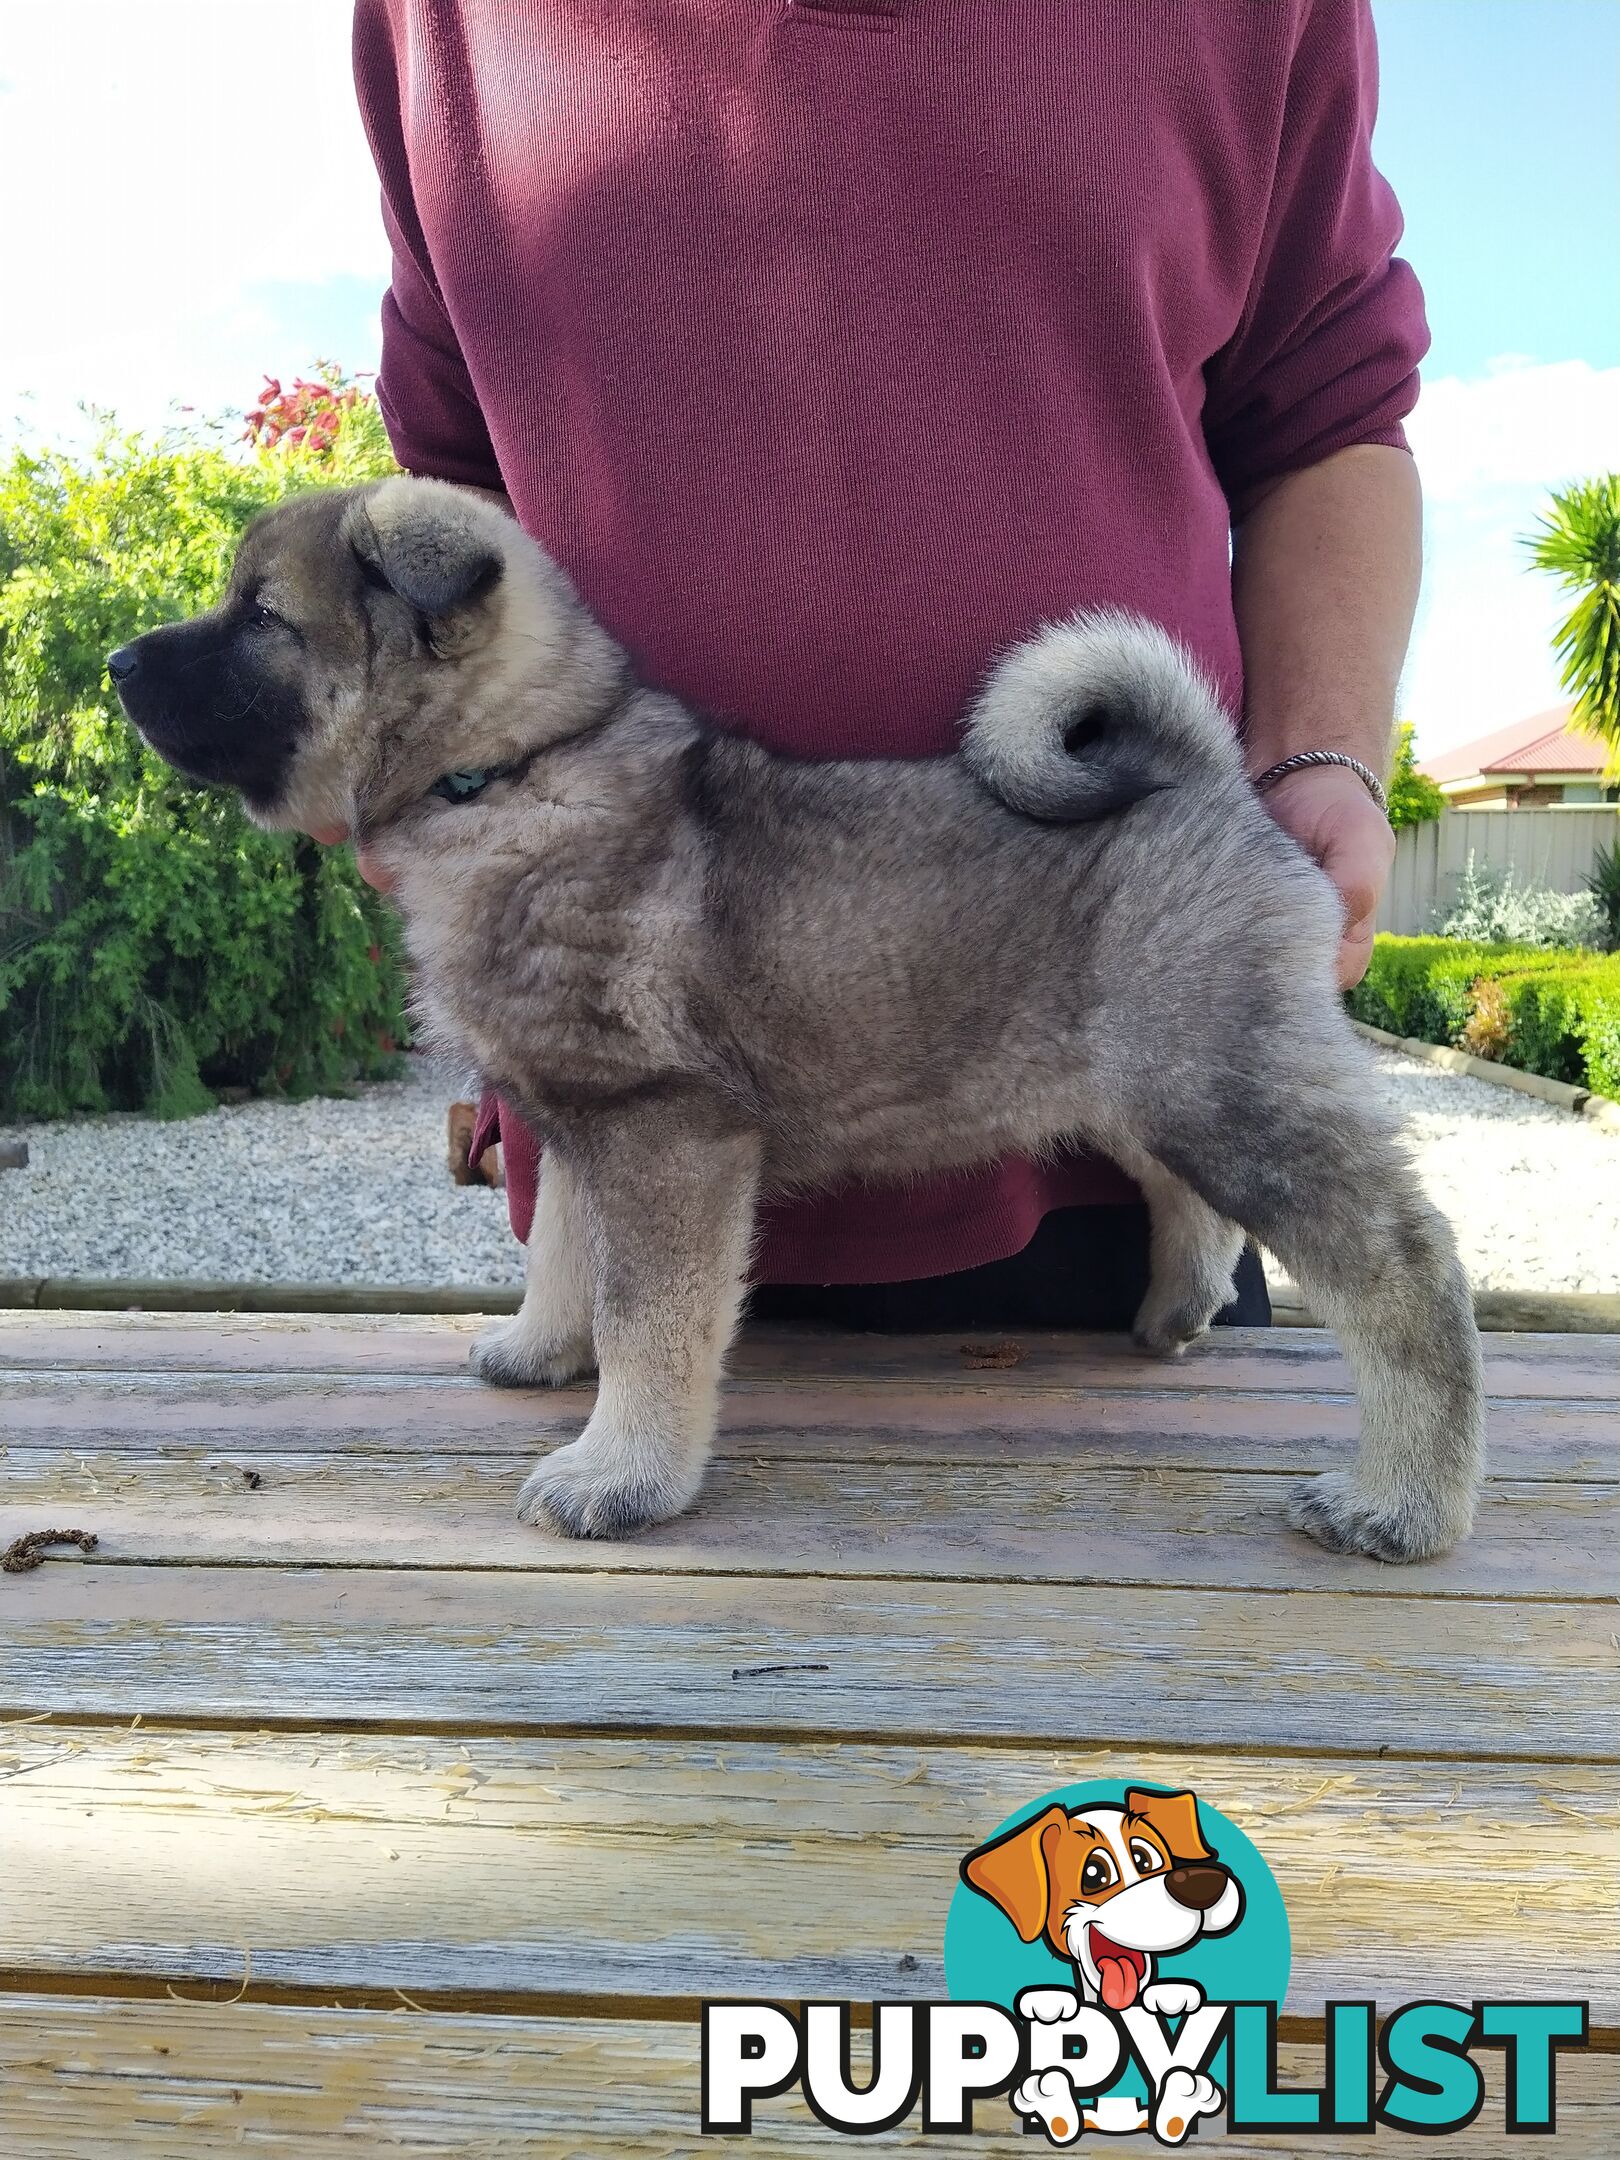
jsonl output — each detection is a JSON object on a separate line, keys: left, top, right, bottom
{"left": 1422, "top": 703, "right": 1608, "bottom": 785}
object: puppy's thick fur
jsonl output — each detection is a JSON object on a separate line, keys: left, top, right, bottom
{"left": 114, "top": 478, "right": 1485, "bottom": 1554}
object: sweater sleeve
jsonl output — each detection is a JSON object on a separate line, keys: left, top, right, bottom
{"left": 352, "top": 0, "right": 504, "bottom": 490}
{"left": 1202, "top": 0, "right": 1429, "bottom": 509}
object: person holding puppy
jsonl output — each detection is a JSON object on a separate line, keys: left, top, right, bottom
{"left": 346, "top": 0, "right": 1425, "bottom": 1334}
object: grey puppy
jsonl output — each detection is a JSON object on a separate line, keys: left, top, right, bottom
{"left": 110, "top": 476, "right": 1485, "bottom": 1556}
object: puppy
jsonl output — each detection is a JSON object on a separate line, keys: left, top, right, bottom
{"left": 962, "top": 1788, "right": 1242, "bottom": 2014}
{"left": 110, "top": 476, "right": 1485, "bottom": 1555}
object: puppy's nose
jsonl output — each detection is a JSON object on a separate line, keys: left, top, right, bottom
{"left": 1165, "top": 1865, "right": 1228, "bottom": 1911}
{"left": 106, "top": 645, "right": 141, "bottom": 684}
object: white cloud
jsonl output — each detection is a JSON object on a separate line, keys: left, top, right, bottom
{"left": 0, "top": 0, "right": 389, "bottom": 441}
{"left": 1402, "top": 361, "right": 1620, "bottom": 756}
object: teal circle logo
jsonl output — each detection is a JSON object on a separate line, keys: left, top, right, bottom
{"left": 946, "top": 1779, "right": 1289, "bottom": 2006}
{"left": 944, "top": 1780, "right": 1289, "bottom": 2119}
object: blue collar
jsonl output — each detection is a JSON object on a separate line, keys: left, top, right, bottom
{"left": 429, "top": 765, "right": 506, "bottom": 804}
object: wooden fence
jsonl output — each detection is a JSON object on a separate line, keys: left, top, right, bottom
{"left": 1377, "top": 806, "right": 1620, "bottom": 935}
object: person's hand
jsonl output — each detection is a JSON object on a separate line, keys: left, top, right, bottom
{"left": 1256, "top": 765, "right": 1394, "bottom": 990}
{"left": 306, "top": 822, "right": 398, "bottom": 896}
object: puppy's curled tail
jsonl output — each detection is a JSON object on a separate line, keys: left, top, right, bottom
{"left": 960, "top": 609, "right": 1243, "bottom": 822}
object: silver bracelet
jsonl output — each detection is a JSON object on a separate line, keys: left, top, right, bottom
{"left": 1252, "top": 749, "right": 1389, "bottom": 816}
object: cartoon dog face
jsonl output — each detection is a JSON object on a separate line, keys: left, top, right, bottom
{"left": 961, "top": 1788, "right": 1243, "bottom": 2010}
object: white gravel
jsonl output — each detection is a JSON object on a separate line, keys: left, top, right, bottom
{"left": 1, "top": 1048, "right": 1616, "bottom": 1294}
{"left": 1334, "top": 1050, "right": 1620, "bottom": 1297}
{"left": 0, "top": 1055, "right": 523, "bottom": 1290}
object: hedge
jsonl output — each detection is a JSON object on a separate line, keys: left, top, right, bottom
{"left": 1, "top": 382, "right": 410, "bottom": 1120}
{"left": 1348, "top": 936, "right": 1620, "bottom": 1101}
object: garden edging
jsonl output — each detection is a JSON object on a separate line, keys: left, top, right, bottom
{"left": 1350, "top": 1019, "right": 1620, "bottom": 1132}
{"left": 3, "top": 1273, "right": 1618, "bottom": 1333}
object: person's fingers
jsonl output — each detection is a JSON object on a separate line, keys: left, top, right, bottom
{"left": 306, "top": 822, "right": 351, "bottom": 846}
{"left": 1255, "top": 767, "right": 1393, "bottom": 988}
{"left": 1337, "top": 910, "right": 1377, "bottom": 990}
{"left": 1320, "top": 845, "right": 1382, "bottom": 943}
{"left": 1321, "top": 811, "right": 1392, "bottom": 989}
{"left": 355, "top": 844, "right": 398, "bottom": 895}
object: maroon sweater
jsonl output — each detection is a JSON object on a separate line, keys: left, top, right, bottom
{"left": 354, "top": 0, "right": 1426, "bottom": 1282}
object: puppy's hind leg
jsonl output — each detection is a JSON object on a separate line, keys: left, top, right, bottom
{"left": 471, "top": 1150, "right": 597, "bottom": 1389}
{"left": 516, "top": 1105, "right": 761, "bottom": 1540}
{"left": 1139, "top": 1071, "right": 1484, "bottom": 1561}
{"left": 1117, "top": 1149, "right": 1245, "bottom": 1357}
{"left": 1278, "top": 1157, "right": 1484, "bottom": 1563}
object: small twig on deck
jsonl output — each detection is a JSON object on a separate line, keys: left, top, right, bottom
{"left": 1, "top": 1527, "right": 99, "bottom": 1574}
{"left": 731, "top": 1662, "right": 832, "bottom": 1681}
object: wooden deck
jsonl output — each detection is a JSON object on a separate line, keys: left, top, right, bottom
{"left": 0, "top": 1310, "right": 1615, "bottom": 2154}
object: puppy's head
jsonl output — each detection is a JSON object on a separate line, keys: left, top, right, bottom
{"left": 961, "top": 1788, "right": 1243, "bottom": 2010}
{"left": 108, "top": 476, "right": 620, "bottom": 842}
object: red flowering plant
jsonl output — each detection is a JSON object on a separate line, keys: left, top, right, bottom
{"left": 243, "top": 362, "right": 394, "bottom": 478}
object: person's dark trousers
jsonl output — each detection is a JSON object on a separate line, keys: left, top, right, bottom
{"left": 746, "top": 1205, "right": 1270, "bottom": 1333}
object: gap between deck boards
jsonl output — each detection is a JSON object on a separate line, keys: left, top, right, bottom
{"left": 0, "top": 1969, "right": 1613, "bottom": 2049}
{"left": 2, "top": 1708, "right": 1613, "bottom": 1772}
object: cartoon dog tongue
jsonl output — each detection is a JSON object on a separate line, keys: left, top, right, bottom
{"left": 1091, "top": 1933, "right": 1143, "bottom": 2009}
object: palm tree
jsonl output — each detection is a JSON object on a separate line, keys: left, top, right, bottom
{"left": 1525, "top": 474, "right": 1620, "bottom": 773}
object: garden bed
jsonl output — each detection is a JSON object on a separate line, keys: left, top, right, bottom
{"left": 1347, "top": 936, "right": 1620, "bottom": 1099}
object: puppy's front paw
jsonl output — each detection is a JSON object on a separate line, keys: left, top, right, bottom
{"left": 1016, "top": 1986, "right": 1081, "bottom": 2026}
{"left": 516, "top": 1433, "right": 702, "bottom": 1540}
{"left": 1287, "top": 1470, "right": 1473, "bottom": 1563}
{"left": 470, "top": 1314, "right": 595, "bottom": 1391}
{"left": 1142, "top": 1980, "right": 1204, "bottom": 2017}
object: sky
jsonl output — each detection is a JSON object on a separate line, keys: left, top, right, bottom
{"left": 1, "top": 0, "right": 1617, "bottom": 756}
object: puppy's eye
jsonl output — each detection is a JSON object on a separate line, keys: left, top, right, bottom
{"left": 1080, "top": 1852, "right": 1117, "bottom": 1895}
{"left": 246, "top": 599, "right": 287, "bottom": 631}
{"left": 1129, "top": 1841, "right": 1164, "bottom": 1875}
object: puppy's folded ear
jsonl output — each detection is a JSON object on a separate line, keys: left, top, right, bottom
{"left": 350, "top": 479, "right": 504, "bottom": 621}
{"left": 960, "top": 1803, "right": 1070, "bottom": 1942}
{"left": 1124, "top": 1787, "right": 1216, "bottom": 1865}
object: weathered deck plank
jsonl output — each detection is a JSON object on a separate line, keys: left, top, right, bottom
{"left": 1, "top": 1996, "right": 1612, "bottom": 2158}
{"left": 2, "top": 1444, "right": 1611, "bottom": 1594}
{"left": 5, "top": 1563, "right": 1616, "bottom": 1760}
{"left": 2, "top": 1730, "right": 1615, "bottom": 2018}
{"left": 3, "top": 1366, "right": 1614, "bottom": 1479}
{"left": 5, "top": 1310, "right": 1617, "bottom": 1399}
{"left": 2, "top": 1310, "right": 1614, "bottom": 2152}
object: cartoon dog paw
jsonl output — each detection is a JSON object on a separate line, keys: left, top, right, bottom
{"left": 1153, "top": 2067, "right": 1223, "bottom": 2145}
{"left": 1012, "top": 2068, "right": 1084, "bottom": 2145}
{"left": 1016, "top": 1986, "right": 1082, "bottom": 2025}
{"left": 1141, "top": 1980, "right": 1205, "bottom": 2018}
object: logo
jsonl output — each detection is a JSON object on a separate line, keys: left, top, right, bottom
{"left": 701, "top": 1776, "right": 1589, "bottom": 2141}
{"left": 946, "top": 1781, "right": 1278, "bottom": 2142}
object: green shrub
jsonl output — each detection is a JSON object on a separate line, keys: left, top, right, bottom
{"left": 1585, "top": 836, "right": 1620, "bottom": 948}
{"left": 1387, "top": 722, "right": 1445, "bottom": 830}
{"left": 1349, "top": 936, "right": 1620, "bottom": 1100}
{"left": 1347, "top": 937, "right": 1548, "bottom": 1041}
{"left": 1504, "top": 958, "right": 1620, "bottom": 1097}
{"left": 0, "top": 374, "right": 408, "bottom": 1119}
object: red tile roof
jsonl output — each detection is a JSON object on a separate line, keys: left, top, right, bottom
{"left": 1421, "top": 703, "right": 1608, "bottom": 784}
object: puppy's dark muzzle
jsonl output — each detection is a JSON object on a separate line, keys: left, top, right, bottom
{"left": 107, "top": 616, "right": 305, "bottom": 813}
{"left": 1165, "top": 1864, "right": 1230, "bottom": 1911}
{"left": 108, "top": 636, "right": 173, "bottom": 745}
{"left": 108, "top": 630, "right": 221, "bottom": 781}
